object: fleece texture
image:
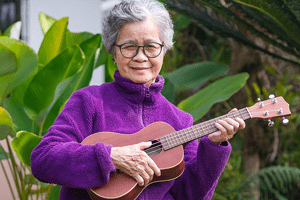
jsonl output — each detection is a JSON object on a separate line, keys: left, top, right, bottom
{"left": 31, "top": 70, "right": 231, "bottom": 200}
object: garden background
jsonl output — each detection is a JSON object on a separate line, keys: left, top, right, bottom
{"left": 1, "top": 0, "right": 300, "bottom": 199}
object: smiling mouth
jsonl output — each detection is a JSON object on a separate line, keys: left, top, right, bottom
{"left": 130, "top": 67, "right": 149, "bottom": 70}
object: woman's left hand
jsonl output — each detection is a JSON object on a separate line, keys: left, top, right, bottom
{"left": 208, "top": 108, "right": 246, "bottom": 145}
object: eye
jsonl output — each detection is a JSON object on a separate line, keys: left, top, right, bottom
{"left": 122, "top": 44, "right": 137, "bottom": 50}
{"left": 146, "top": 44, "right": 156, "bottom": 48}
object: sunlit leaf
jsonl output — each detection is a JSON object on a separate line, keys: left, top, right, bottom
{"left": 0, "top": 43, "right": 17, "bottom": 76}
{"left": 0, "top": 106, "right": 15, "bottom": 140}
{"left": 3, "top": 21, "right": 22, "bottom": 40}
{"left": 39, "top": 13, "right": 57, "bottom": 35}
{"left": 42, "top": 35, "right": 103, "bottom": 132}
{"left": 24, "top": 45, "right": 85, "bottom": 118}
{"left": 39, "top": 13, "right": 94, "bottom": 46}
{"left": 0, "top": 37, "right": 38, "bottom": 102}
{"left": 177, "top": 73, "right": 249, "bottom": 122}
{"left": 11, "top": 131, "right": 42, "bottom": 166}
{"left": 38, "top": 17, "right": 69, "bottom": 66}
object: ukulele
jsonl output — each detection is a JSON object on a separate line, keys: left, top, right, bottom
{"left": 81, "top": 96, "right": 291, "bottom": 200}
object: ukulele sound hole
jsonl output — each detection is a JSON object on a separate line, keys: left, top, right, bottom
{"left": 144, "top": 140, "right": 162, "bottom": 157}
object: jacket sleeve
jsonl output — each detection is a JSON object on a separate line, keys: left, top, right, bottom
{"left": 31, "top": 89, "right": 116, "bottom": 189}
{"left": 170, "top": 133, "right": 231, "bottom": 200}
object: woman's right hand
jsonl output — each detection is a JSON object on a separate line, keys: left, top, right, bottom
{"left": 110, "top": 142, "right": 161, "bottom": 187}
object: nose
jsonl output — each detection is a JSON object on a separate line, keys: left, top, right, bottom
{"left": 133, "top": 46, "right": 148, "bottom": 61}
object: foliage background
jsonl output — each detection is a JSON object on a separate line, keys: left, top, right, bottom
{"left": 1, "top": 0, "right": 300, "bottom": 199}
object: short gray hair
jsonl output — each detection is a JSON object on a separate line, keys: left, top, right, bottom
{"left": 102, "top": 0, "right": 174, "bottom": 55}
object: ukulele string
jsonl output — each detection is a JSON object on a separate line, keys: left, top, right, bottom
{"left": 144, "top": 108, "right": 252, "bottom": 155}
{"left": 144, "top": 102, "right": 281, "bottom": 155}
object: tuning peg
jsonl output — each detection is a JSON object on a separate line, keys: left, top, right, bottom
{"left": 257, "top": 97, "right": 264, "bottom": 107}
{"left": 282, "top": 117, "right": 289, "bottom": 125}
{"left": 268, "top": 119, "right": 275, "bottom": 127}
{"left": 269, "top": 94, "right": 275, "bottom": 99}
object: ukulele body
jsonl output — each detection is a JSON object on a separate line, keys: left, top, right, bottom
{"left": 81, "top": 122, "right": 185, "bottom": 200}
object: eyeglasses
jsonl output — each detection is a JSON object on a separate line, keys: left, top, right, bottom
{"left": 114, "top": 42, "right": 164, "bottom": 58}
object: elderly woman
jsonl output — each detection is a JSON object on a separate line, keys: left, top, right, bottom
{"left": 31, "top": 0, "right": 245, "bottom": 199}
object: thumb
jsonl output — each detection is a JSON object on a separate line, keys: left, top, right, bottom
{"left": 229, "top": 108, "right": 238, "bottom": 113}
{"left": 138, "top": 141, "right": 152, "bottom": 150}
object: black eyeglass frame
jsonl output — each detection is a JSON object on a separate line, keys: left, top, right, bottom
{"left": 114, "top": 42, "right": 164, "bottom": 58}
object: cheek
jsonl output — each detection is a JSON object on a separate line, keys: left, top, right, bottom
{"left": 152, "top": 56, "right": 164, "bottom": 71}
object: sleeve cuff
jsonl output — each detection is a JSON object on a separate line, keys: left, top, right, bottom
{"left": 200, "top": 135, "right": 231, "bottom": 149}
{"left": 95, "top": 143, "right": 116, "bottom": 182}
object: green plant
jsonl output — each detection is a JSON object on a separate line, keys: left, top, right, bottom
{"left": 163, "top": 0, "right": 300, "bottom": 66}
{"left": 0, "top": 13, "right": 105, "bottom": 199}
{"left": 239, "top": 166, "right": 300, "bottom": 200}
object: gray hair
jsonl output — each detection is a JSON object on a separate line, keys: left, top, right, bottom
{"left": 102, "top": 0, "right": 174, "bottom": 55}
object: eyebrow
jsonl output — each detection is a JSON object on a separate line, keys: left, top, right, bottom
{"left": 121, "top": 39, "right": 158, "bottom": 44}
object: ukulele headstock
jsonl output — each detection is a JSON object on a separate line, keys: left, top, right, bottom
{"left": 247, "top": 96, "right": 291, "bottom": 126}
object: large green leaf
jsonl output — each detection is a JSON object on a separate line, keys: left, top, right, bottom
{"left": 161, "top": 77, "right": 175, "bottom": 103}
{"left": 106, "top": 54, "right": 118, "bottom": 82}
{"left": 0, "top": 44, "right": 17, "bottom": 76}
{"left": 163, "top": 61, "right": 228, "bottom": 90}
{"left": 2, "top": 64, "right": 41, "bottom": 134}
{"left": 11, "top": 131, "right": 42, "bottom": 167}
{"left": 39, "top": 13, "right": 57, "bottom": 35}
{"left": 60, "top": 34, "right": 103, "bottom": 98}
{"left": 24, "top": 45, "right": 85, "bottom": 119}
{"left": 0, "top": 107, "right": 15, "bottom": 139}
{"left": 3, "top": 94, "right": 38, "bottom": 134}
{"left": 39, "top": 12, "right": 94, "bottom": 48}
{"left": 0, "top": 37, "right": 38, "bottom": 103}
{"left": 42, "top": 35, "right": 103, "bottom": 132}
{"left": 38, "top": 17, "right": 69, "bottom": 66}
{"left": 3, "top": 21, "right": 22, "bottom": 40}
{"left": 177, "top": 73, "right": 249, "bottom": 122}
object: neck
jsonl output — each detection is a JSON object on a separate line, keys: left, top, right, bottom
{"left": 159, "top": 107, "right": 251, "bottom": 151}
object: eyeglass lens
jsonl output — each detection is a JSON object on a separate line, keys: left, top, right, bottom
{"left": 120, "top": 42, "right": 163, "bottom": 58}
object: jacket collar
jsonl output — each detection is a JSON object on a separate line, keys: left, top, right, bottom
{"left": 113, "top": 70, "right": 164, "bottom": 104}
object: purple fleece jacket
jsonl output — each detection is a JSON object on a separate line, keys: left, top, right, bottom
{"left": 31, "top": 70, "right": 231, "bottom": 200}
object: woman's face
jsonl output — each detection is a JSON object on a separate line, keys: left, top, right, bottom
{"left": 114, "top": 16, "right": 164, "bottom": 87}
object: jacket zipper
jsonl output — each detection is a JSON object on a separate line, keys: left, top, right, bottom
{"left": 140, "top": 88, "right": 150, "bottom": 127}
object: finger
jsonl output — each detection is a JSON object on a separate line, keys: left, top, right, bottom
{"left": 224, "top": 118, "right": 240, "bottom": 132}
{"left": 138, "top": 141, "right": 152, "bottom": 150}
{"left": 136, "top": 165, "right": 151, "bottom": 186}
{"left": 133, "top": 173, "right": 145, "bottom": 187}
{"left": 211, "top": 131, "right": 222, "bottom": 137}
{"left": 215, "top": 120, "right": 231, "bottom": 134}
{"left": 235, "top": 117, "right": 246, "bottom": 129}
{"left": 229, "top": 108, "right": 238, "bottom": 113}
{"left": 146, "top": 156, "right": 161, "bottom": 176}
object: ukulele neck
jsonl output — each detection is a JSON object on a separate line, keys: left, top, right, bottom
{"left": 159, "top": 108, "right": 251, "bottom": 151}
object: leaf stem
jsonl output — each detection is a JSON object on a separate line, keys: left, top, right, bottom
{"left": 0, "top": 160, "right": 16, "bottom": 200}
{"left": 5, "top": 137, "right": 22, "bottom": 198}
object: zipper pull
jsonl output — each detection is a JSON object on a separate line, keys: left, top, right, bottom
{"left": 145, "top": 88, "right": 151, "bottom": 98}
